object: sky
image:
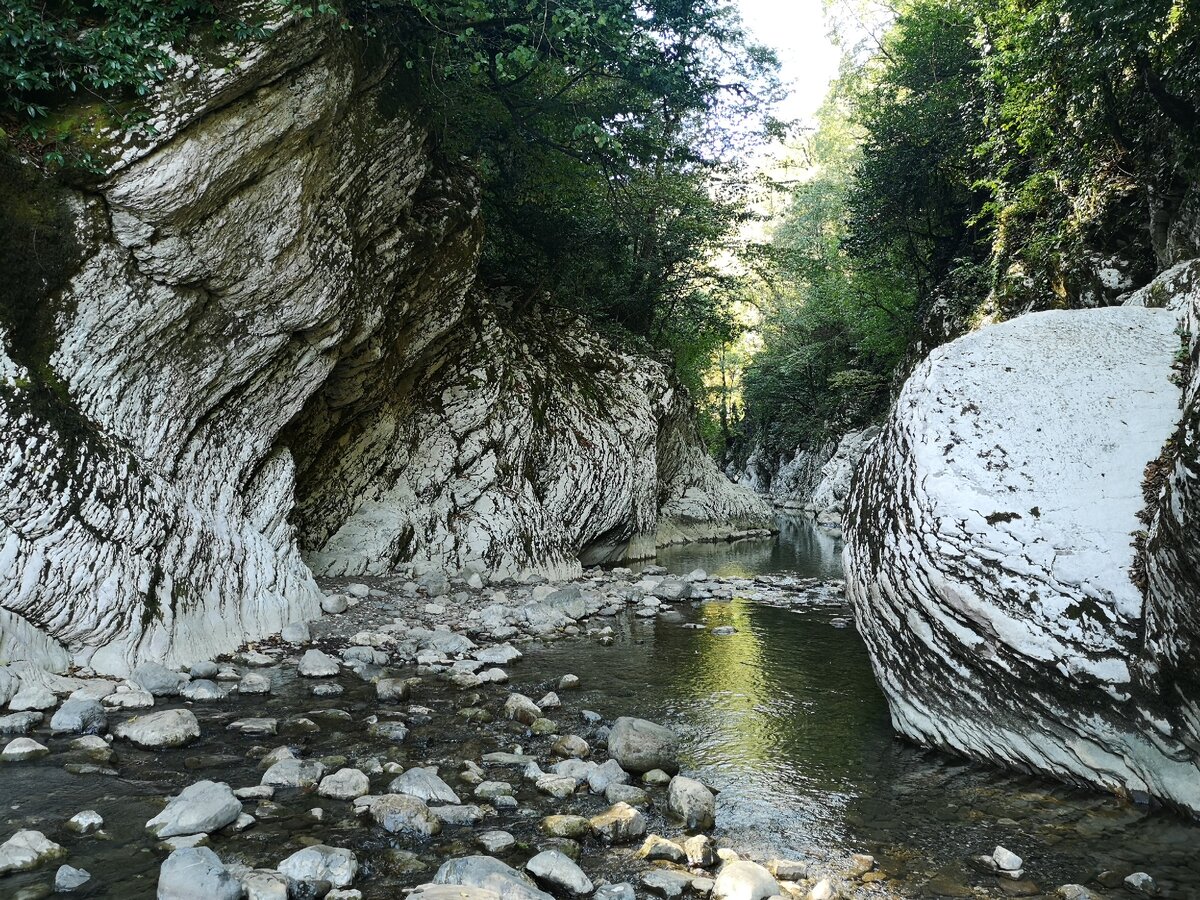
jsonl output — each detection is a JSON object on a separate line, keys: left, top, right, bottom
{"left": 735, "top": 0, "right": 843, "bottom": 129}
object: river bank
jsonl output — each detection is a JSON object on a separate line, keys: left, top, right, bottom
{"left": 1, "top": 522, "right": 1196, "bottom": 898}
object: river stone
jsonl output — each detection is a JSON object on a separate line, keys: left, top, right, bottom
{"left": 478, "top": 830, "right": 516, "bottom": 853}
{"left": 541, "top": 815, "right": 591, "bottom": 839}
{"left": 587, "top": 759, "right": 629, "bottom": 793}
{"left": 419, "top": 572, "right": 450, "bottom": 597}
{"left": 390, "top": 766, "right": 461, "bottom": 804}
{"left": 551, "top": 735, "right": 590, "bottom": 759}
{"left": 228, "top": 717, "right": 278, "bottom": 736}
{"left": 412, "top": 887, "right": 502, "bottom": 900}
{"left": 67, "top": 810, "right": 104, "bottom": 834}
{"left": 526, "top": 850, "right": 593, "bottom": 895}
{"left": 55, "top": 863, "right": 91, "bottom": 891}
{"left": 536, "top": 774, "right": 578, "bottom": 799}
{"left": 114, "top": 709, "right": 200, "bottom": 748}
{"left": 241, "top": 868, "right": 290, "bottom": 899}
{"left": 298, "top": 649, "right": 340, "bottom": 677}
{"left": 279, "top": 844, "right": 358, "bottom": 888}
{"left": 432, "top": 804, "right": 484, "bottom": 826}
{"left": 322, "top": 594, "right": 350, "bottom": 614}
{"left": 474, "top": 644, "right": 523, "bottom": 665}
{"left": 558, "top": 674, "right": 580, "bottom": 690}
{"left": 49, "top": 698, "right": 108, "bottom": 735}
{"left": 595, "top": 883, "right": 636, "bottom": 900}
{"left": 190, "top": 661, "right": 219, "bottom": 679}
{"left": 652, "top": 579, "right": 693, "bottom": 601}
{"left": 605, "top": 783, "right": 649, "bottom": 806}
{"left": 131, "top": 662, "right": 187, "bottom": 697}
{"left": 639, "top": 835, "right": 686, "bottom": 863}
{"left": 504, "top": 693, "right": 542, "bottom": 725}
{"left": 589, "top": 802, "right": 646, "bottom": 844}
{"left": 262, "top": 758, "right": 326, "bottom": 789}
{"left": 377, "top": 679, "right": 411, "bottom": 702}
{"left": 157, "top": 846, "right": 242, "bottom": 899}
{"left": 642, "top": 870, "right": 693, "bottom": 899}
{"left": 687, "top": 836, "right": 718, "bottom": 868}
{"left": 1124, "top": 873, "right": 1157, "bottom": 895}
{"left": 147, "top": 780, "right": 241, "bottom": 837}
{"left": 180, "top": 679, "right": 226, "bottom": 702}
{"left": 369, "top": 794, "right": 443, "bottom": 837}
{"left": 2, "top": 737, "right": 49, "bottom": 761}
{"left": 434, "top": 855, "right": 554, "bottom": 900}
{"left": 238, "top": 672, "right": 272, "bottom": 695}
{"left": 606, "top": 717, "right": 679, "bottom": 774}
{"left": 319, "top": 768, "right": 370, "bottom": 800}
{"left": 765, "top": 859, "right": 805, "bottom": 880}
{"left": 807, "top": 879, "right": 836, "bottom": 900}
{"left": 667, "top": 775, "right": 716, "bottom": 831}
{"left": 9, "top": 682, "right": 57, "bottom": 711}
{"left": 0, "top": 830, "right": 66, "bottom": 874}
{"left": 105, "top": 687, "right": 154, "bottom": 709}
{"left": 712, "top": 861, "right": 780, "bottom": 900}
{"left": 0, "top": 712, "right": 43, "bottom": 734}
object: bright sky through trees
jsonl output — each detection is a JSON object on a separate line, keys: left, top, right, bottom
{"left": 736, "top": 0, "right": 841, "bottom": 127}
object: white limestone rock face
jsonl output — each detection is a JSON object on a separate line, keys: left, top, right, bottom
{"left": 1, "top": 3, "right": 766, "bottom": 677}
{"left": 803, "top": 427, "right": 880, "bottom": 529}
{"left": 845, "top": 303, "right": 1200, "bottom": 812}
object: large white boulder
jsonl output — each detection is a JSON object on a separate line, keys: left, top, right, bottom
{"left": 846, "top": 301, "right": 1200, "bottom": 811}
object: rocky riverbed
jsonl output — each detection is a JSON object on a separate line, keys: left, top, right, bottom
{"left": 0, "top": 559, "right": 1184, "bottom": 899}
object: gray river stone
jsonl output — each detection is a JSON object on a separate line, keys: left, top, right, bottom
{"left": 114, "top": 709, "right": 200, "bottom": 748}
{"left": 146, "top": 780, "right": 242, "bottom": 837}
{"left": 0, "top": 830, "right": 65, "bottom": 874}
{"left": 278, "top": 844, "right": 358, "bottom": 888}
{"left": 711, "top": 861, "right": 780, "bottom": 900}
{"left": 157, "top": 847, "right": 242, "bottom": 899}
{"left": 262, "top": 758, "right": 326, "bottom": 789}
{"left": 55, "top": 864, "right": 92, "bottom": 892}
{"left": 589, "top": 802, "right": 647, "bottom": 844}
{"left": 319, "top": 768, "right": 371, "bottom": 800}
{"left": 390, "top": 766, "right": 461, "bottom": 804}
{"left": 411, "top": 887, "right": 502, "bottom": 900}
{"left": 525, "top": 850, "right": 593, "bottom": 895}
{"left": 2, "top": 737, "right": 49, "bottom": 761}
{"left": 298, "top": 649, "right": 341, "bottom": 677}
{"left": 131, "top": 662, "right": 188, "bottom": 697}
{"left": 667, "top": 775, "right": 716, "bottom": 831}
{"left": 50, "top": 698, "right": 108, "bottom": 735}
{"left": 606, "top": 717, "right": 679, "bottom": 774}
{"left": 434, "top": 856, "right": 554, "bottom": 900}
{"left": 0, "top": 712, "right": 43, "bottom": 734}
{"left": 179, "top": 679, "right": 226, "bottom": 702}
{"left": 370, "top": 794, "right": 443, "bottom": 837}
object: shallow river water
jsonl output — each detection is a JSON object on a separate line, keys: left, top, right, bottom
{"left": 2, "top": 515, "right": 1198, "bottom": 898}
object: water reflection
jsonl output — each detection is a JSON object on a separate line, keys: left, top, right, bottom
{"left": 647, "top": 515, "right": 843, "bottom": 580}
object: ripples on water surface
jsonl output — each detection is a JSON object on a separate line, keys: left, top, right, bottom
{"left": 534, "top": 515, "right": 1200, "bottom": 896}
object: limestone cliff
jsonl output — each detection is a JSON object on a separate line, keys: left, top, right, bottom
{"left": 845, "top": 268, "right": 1200, "bottom": 813}
{"left": 0, "top": 12, "right": 768, "bottom": 675}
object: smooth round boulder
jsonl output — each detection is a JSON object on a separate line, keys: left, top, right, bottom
{"left": 606, "top": 717, "right": 679, "bottom": 774}
{"left": 369, "top": 794, "right": 443, "bottom": 838}
{"left": 433, "top": 855, "right": 553, "bottom": 900}
{"left": 157, "top": 847, "right": 242, "bottom": 900}
{"left": 131, "top": 662, "right": 187, "bottom": 697}
{"left": 389, "top": 766, "right": 460, "bottom": 805}
{"left": 278, "top": 845, "right": 358, "bottom": 889}
{"left": 711, "top": 861, "right": 780, "bottom": 900}
{"left": 146, "top": 781, "right": 241, "bottom": 838}
{"left": 667, "top": 775, "right": 716, "bottom": 831}
{"left": 525, "top": 850, "right": 593, "bottom": 895}
{"left": 50, "top": 698, "right": 108, "bottom": 735}
{"left": 318, "top": 768, "right": 370, "bottom": 800}
{"left": 114, "top": 709, "right": 200, "bottom": 749}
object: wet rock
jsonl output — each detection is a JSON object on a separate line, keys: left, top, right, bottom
{"left": 279, "top": 845, "right": 358, "bottom": 889}
{"left": 590, "top": 802, "right": 647, "bottom": 844}
{"left": 322, "top": 595, "right": 350, "bottom": 614}
{"left": 551, "top": 735, "right": 590, "bottom": 758}
{"left": 377, "top": 679, "right": 411, "bottom": 702}
{"left": 50, "top": 698, "right": 108, "bottom": 735}
{"left": 390, "top": 766, "right": 461, "bottom": 804}
{"left": 806, "top": 879, "right": 836, "bottom": 900}
{"left": 147, "top": 780, "right": 241, "bottom": 838}
{"left": 157, "top": 846, "right": 242, "bottom": 899}
{"left": 179, "top": 679, "right": 225, "bottom": 702}
{"left": 368, "top": 794, "right": 443, "bottom": 837}
{"left": 319, "top": 768, "right": 371, "bottom": 800}
{"left": 1124, "top": 873, "right": 1157, "bottom": 895}
{"left": 686, "top": 836, "right": 717, "bottom": 868}
{"left": 298, "top": 649, "right": 340, "bottom": 677}
{"left": 312, "top": 683, "right": 343, "bottom": 698}
{"left": 539, "top": 693, "right": 562, "bottom": 710}
{"left": 410, "top": 886, "right": 504, "bottom": 900}
{"left": 238, "top": 673, "right": 272, "bottom": 695}
{"left": 639, "top": 835, "right": 686, "bottom": 863}
{"left": 604, "top": 783, "right": 649, "bottom": 806}
{"left": 228, "top": 718, "right": 278, "bottom": 736}
{"left": 526, "top": 850, "right": 593, "bottom": 895}
{"left": 667, "top": 776, "right": 716, "bottom": 831}
{"left": 475, "top": 781, "right": 514, "bottom": 799}
{"left": 848, "top": 854, "right": 874, "bottom": 877}
{"left": 367, "top": 721, "right": 409, "bottom": 743}
{"left": 607, "top": 718, "right": 679, "bottom": 774}
{"left": 241, "top": 869, "right": 291, "bottom": 900}
{"left": 478, "top": 831, "right": 516, "bottom": 853}
{"left": 1056, "top": 887, "right": 1096, "bottom": 900}
{"left": 541, "top": 815, "right": 591, "bottom": 839}
{"left": 55, "top": 864, "right": 91, "bottom": 892}
{"left": 712, "top": 861, "right": 781, "bottom": 900}
{"left": 710, "top": 626, "right": 736, "bottom": 637}
{"left": 643, "top": 870, "right": 694, "bottom": 899}
{"left": 105, "top": 687, "right": 154, "bottom": 709}
{"left": 558, "top": 675, "right": 580, "bottom": 690}
{"left": 474, "top": 644, "right": 523, "bottom": 665}
{"left": 504, "top": 694, "right": 542, "bottom": 725}
{"left": 0, "top": 712, "right": 43, "bottom": 734}
{"left": 190, "top": 661, "right": 219, "bottom": 679}
{"left": 765, "top": 860, "right": 805, "bottom": 881}
{"left": 431, "top": 805, "right": 484, "bottom": 827}
{"left": 261, "top": 758, "right": 326, "bottom": 789}
{"left": 587, "top": 759, "right": 629, "bottom": 794}
{"left": 66, "top": 811, "right": 104, "bottom": 834}
{"left": 642, "top": 769, "right": 672, "bottom": 785}
{"left": 2, "top": 737, "right": 49, "bottom": 761}
{"left": 536, "top": 774, "right": 578, "bottom": 799}
{"left": 0, "top": 830, "right": 66, "bottom": 874}
{"left": 131, "top": 662, "right": 187, "bottom": 696}
{"left": 434, "top": 855, "right": 553, "bottom": 900}
{"left": 595, "top": 884, "right": 635, "bottom": 900}
{"left": 652, "top": 579, "right": 693, "bottom": 601}
{"left": 114, "top": 709, "right": 200, "bottom": 748}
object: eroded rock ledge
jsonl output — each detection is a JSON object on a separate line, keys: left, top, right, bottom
{"left": 845, "top": 272, "right": 1200, "bottom": 813}
{"left": 0, "top": 13, "right": 767, "bottom": 675}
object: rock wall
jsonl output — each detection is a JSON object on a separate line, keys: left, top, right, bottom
{"left": 845, "top": 292, "right": 1200, "bottom": 812}
{"left": 0, "top": 11, "right": 768, "bottom": 675}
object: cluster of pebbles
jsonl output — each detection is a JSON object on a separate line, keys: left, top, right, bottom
{"left": 0, "top": 565, "right": 1123, "bottom": 899}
